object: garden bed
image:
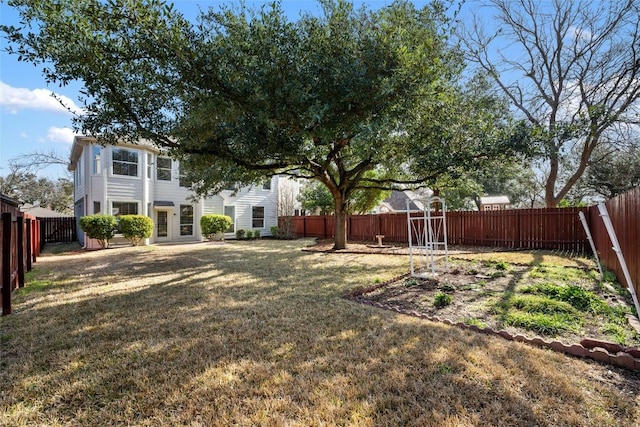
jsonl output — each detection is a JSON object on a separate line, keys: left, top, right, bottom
{"left": 350, "top": 257, "right": 640, "bottom": 350}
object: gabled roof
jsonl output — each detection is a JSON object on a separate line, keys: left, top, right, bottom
{"left": 480, "top": 195, "right": 510, "bottom": 205}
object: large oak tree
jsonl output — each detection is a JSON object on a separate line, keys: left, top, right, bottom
{"left": 3, "top": 0, "right": 524, "bottom": 249}
{"left": 460, "top": 0, "right": 640, "bottom": 207}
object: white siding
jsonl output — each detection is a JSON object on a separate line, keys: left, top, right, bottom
{"left": 220, "top": 184, "right": 278, "bottom": 235}
{"left": 203, "top": 196, "right": 224, "bottom": 214}
{"left": 70, "top": 137, "right": 285, "bottom": 243}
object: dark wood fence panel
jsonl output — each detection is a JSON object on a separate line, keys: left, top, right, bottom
{"left": 39, "top": 217, "right": 77, "bottom": 244}
{"left": 1, "top": 212, "right": 39, "bottom": 315}
{"left": 281, "top": 207, "right": 590, "bottom": 252}
{"left": 589, "top": 187, "right": 640, "bottom": 302}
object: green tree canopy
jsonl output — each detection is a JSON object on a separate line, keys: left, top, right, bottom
{"left": 2, "top": 0, "right": 527, "bottom": 248}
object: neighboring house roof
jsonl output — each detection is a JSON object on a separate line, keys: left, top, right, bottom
{"left": 1, "top": 193, "right": 22, "bottom": 207}
{"left": 20, "top": 204, "right": 73, "bottom": 218}
{"left": 480, "top": 195, "right": 510, "bottom": 205}
{"left": 379, "top": 189, "right": 435, "bottom": 212}
{"left": 383, "top": 190, "right": 421, "bottom": 211}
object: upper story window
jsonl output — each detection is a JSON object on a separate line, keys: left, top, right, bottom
{"left": 92, "top": 146, "right": 101, "bottom": 175}
{"left": 157, "top": 157, "right": 172, "bottom": 181}
{"left": 262, "top": 178, "right": 272, "bottom": 190}
{"left": 147, "top": 153, "right": 153, "bottom": 179}
{"left": 75, "top": 155, "right": 83, "bottom": 187}
{"left": 179, "top": 165, "right": 189, "bottom": 188}
{"left": 112, "top": 148, "right": 138, "bottom": 177}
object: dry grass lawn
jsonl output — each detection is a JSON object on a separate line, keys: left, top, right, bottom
{"left": 1, "top": 239, "right": 639, "bottom": 426}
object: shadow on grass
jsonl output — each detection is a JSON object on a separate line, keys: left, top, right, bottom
{"left": 1, "top": 239, "right": 639, "bottom": 425}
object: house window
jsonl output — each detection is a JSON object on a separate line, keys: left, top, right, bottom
{"left": 93, "top": 201, "right": 101, "bottom": 214}
{"left": 75, "top": 155, "right": 83, "bottom": 187}
{"left": 92, "top": 146, "right": 101, "bottom": 174}
{"left": 157, "top": 157, "right": 172, "bottom": 181}
{"left": 252, "top": 206, "right": 265, "bottom": 228}
{"left": 224, "top": 206, "right": 235, "bottom": 233}
{"left": 180, "top": 204, "right": 193, "bottom": 235}
{"left": 179, "top": 165, "right": 189, "bottom": 188}
{"left": 112, "top": 148, "right": 138, "bottom": 177}
{"left": 112, "top": 201, "right": 138, "bottom": 216}
{"left": 262, "top": 178, "right": 271, "bottom": 190}
{"left": 147, "top": 153, "right": 153, "bottom": 179}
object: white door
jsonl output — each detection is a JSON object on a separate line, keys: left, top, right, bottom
{"left": 155, "top": 210, "right": 172, "bottom": 242}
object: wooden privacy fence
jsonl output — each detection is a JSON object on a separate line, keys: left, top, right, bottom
{"left": 588, "top": 187, "right": 640, "bottom": 304}
{"left": 39, "top": 217, "right": 77, "bottom": 246}
{"left": 1, "top": 212, "right": 40, "bottom": 315}
{"left": 282, "top": 207, "right": 590, "bottom": 252}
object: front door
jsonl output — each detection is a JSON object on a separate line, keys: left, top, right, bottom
{"left": 155, "top": 210, "right": 171, "bottom": 242}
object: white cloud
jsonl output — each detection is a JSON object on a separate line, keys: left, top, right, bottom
{"left": 46, "top": 126, "right": 77, "bottom": 144}
{"left": 0, "top": 81, "right": 82, "bottom": 115}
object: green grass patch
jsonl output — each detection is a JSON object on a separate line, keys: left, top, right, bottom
{"left": 521, "top": 283, "right": 610, "bottom": 314}
{"left": 510, "top": 295, "right": 579, "bottom": 316}
{"left": 602, "top": 322, "right": 628, "bottom": 345}
{"left": 526, "top": 264, "right": 591, "bottom": 282}
{"left": 502, "top": 311, "right": 579, "bottom": 336}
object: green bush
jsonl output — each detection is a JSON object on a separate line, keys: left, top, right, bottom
{"left": 253, "top": 229, "right": 261, "bottom": 239}
{"left": 433, "top": 292, "right": 453, "bottom": 308}
{"left": 119, "top": 215, "right": 154, "bottom": 246}
{"left": 200, "top": 214, "right": 233, "bottom": 241}
{"left": 270, "top": 225, "right": 280, "bottom": 237}
{"left": 235, "top": 229, "right": 246, "bottom": 240}
{"left": 79, "top": 214, "right": 117, "bottom": 249}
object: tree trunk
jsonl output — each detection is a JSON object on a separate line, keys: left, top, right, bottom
{"left": 333, "top": 198, "right": 348, "bottom": 250}
{"left": 545, "top": 154, "right": 560, "bottom": 207}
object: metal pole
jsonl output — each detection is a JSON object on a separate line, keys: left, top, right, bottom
{"left": 578, "top": 211, "right": 603, "bottom": 281}
{"left": 597, "top": 202, "right": 640, "bottom": 320}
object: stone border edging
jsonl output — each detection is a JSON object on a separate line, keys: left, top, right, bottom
{"left": 343, "top": 274, "right": 640, "bottom": 372}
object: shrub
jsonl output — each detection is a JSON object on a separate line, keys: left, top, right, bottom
{"left": 253, "top": 229, "right": 261, "bottom": 239}
{"left": 79, "top": 214, "right": 117, "bottom": 249}
{"left": 119, "top": 215, "right": 154, "bottom": 246}
{"left": 235, "top": 229, "right": 246, "bottom": 240}
{"left": 200, "top": 214, "right": 233, "bottom": 241}
{"left": 270, "top": 226, "right": 280, "bottom": 238}
{"left": 434, "top": 292, "right": 453, "bottom": 308}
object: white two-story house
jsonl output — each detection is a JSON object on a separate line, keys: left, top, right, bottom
{"left": 68, "top": 136, "right": 291, "bottom": 246}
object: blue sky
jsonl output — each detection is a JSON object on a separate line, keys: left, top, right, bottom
{"left": 0, "top": 0, "right": 462, "bottom": 180}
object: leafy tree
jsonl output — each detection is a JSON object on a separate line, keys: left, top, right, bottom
{"left": 581, "top": 147, "right": 640, "bottom": 199}
{"left": 298, "top": 177, "right": 391, "bottom": 215}
{"left": 298, "top": 182, "right": 335, "bottom": 215}
{"left": 2, "top": 0, "right": 526, "bottom": 249}
{"left": 119, "top": 215, "right": 154, "bottom": 246}
{"left": 460, "top": 0, "right": 640, "bottom": 207}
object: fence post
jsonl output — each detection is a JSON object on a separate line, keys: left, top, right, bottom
{"left": 17, "top": 216, "right": 24, "bottom": 288}
{"left": 39, "top": 218, "right": 45, "bottom": 251}
{"left": 323, "top": 216, "right": 327, "bottom": 239}
{"left": 515, "top": 210, "right": 521, "bottom": 248}
{"left": 2, "top": 212, "right": 12, "bottom": 315}
{"left": 26, "top": 218, "right": 32, "bottom": 271}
